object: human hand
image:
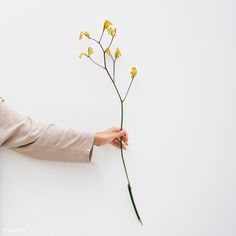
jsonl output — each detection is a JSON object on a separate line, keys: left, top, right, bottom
{"left": 94, "top": 127, "right": 128, "bottom": 150}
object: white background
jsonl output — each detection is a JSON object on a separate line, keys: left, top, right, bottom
{"left": 0, "top": 0, "right": 236, "bottom": 235}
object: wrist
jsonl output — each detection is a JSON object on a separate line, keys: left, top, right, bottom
{"left": 94, "top": 132, "right": 101, "bottom": 146}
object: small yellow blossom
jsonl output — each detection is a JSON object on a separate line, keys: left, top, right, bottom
{"left": 107, "top": 27, "right": 113, "bottom": 35}
{"left": 88, "top": 47, "right": 94, "bottom": 56}
{"left": 104, "top": 20, "right": 112, "bottom": 29}
{"left": 105, "top": 48, "right": 111, "bottom": 56}
{"left": 79, "top": 53, "right": 88, "bottom": 59}
{"left": 85, "top": 31, "right": 90, "bottom": 38}
{"left": 107, "top": 26, "right": 116, "bottom": 36}
{"left": 111, "top": 28, "right": 116, "bottom": 36}
{"left": 130, "top": 67, "right": 137, "bottom": 78}
{"left": 115, "top": 48, "right": 121, "bottom": 58}
{"left": 79, "top": 32, "right": 83, "bottom": 40}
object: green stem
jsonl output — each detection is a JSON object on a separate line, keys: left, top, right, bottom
{"left": 119, "top": 101, "right": 130, "bottom": 184}
{"left": 128, "top": 183, "right": 143, "bottom": 225}
{"left": 119, "top": 100, "right": 143, "bottom": 225}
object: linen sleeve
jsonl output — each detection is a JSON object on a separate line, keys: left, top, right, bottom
{"left": 0, "top": 97, "right": 95, "bottom": 163}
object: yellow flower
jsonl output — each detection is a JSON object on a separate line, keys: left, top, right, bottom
{"left": 130, "top": 67, "right": 137, "bottom": 78}
{"left": 111, "top": 28, "right": 116, "bottom": 36}
{"left": 79, "top": 53, "right": 88, "bottom": 59}
{"left": 105, "top": 48, "right": 111, "bottom": 56}
{"left": 107, "top": 27, "right": 113, "bottom": 35}
{"left": 85, "top": 31, "right": 90, "bottom": 38}
{"left": 88, "top": 47, "right": 94, "bottom": 56}
{"left": 106, "top": 26, "right": 117, "bottom": 37}
{"left": 115, "top": 48, "right": 121, "bottom": 58}
{"left": 79, "top": 32, "right": 83, "bottom": 40}
{"left": 104, "top": 20, "right": 112, "bottom": 29}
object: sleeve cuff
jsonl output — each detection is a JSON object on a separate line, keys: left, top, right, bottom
{"left": 83, "top": 131, "right": 96, "bottom": 163}
{"left": 89, "top": 144, "right": 94, "bottom": 162}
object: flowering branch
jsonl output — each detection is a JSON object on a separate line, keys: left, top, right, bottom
{"left": 78, "top": 20, "right": 142, "bottom": 225}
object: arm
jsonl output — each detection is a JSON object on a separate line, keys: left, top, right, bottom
{"left": 0, "top": 97, "right": 95, "bottom": 163}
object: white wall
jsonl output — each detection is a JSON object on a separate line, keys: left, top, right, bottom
{"left": 0, "top": 0, "right": 235, "bottom": 235}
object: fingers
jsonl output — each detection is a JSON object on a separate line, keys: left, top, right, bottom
{"left": 123, "top": 132, "right": 128, "bottom": 145}
{"left": 111, "top": 141, "right": 126, "bottom": 150}
{"left": 111, "top": 138, "right": 127, "bottom": 150}
{"left": 108, "top": 127, "right": 129, "bottom": 145}
{"left": 111, "top": 140, "right": 120, "bottom": 149}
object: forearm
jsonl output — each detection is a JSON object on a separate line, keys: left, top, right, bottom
{"left": 0, "top": 97, "right": 95, "bottom": 163}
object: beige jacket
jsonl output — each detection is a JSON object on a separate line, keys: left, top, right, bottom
{"left": 0, "top": 97, "right": 95, "bottom": 163}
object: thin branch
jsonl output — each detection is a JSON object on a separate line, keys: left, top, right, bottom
{"left": 82, "top": 32, "right": 122, "bottom": 106}
{"left": 108, "top": 35, "right": 115, "bottom": 49}
{"left": 104, "top": 67, "right": 122, "bottom": 102}
{"left": 104, "top": 67, "right": 114, "bottom": 83}
{"left": 122, "top": 78, "right": 134, "bottom": 102}
{"left": 99, "top": 42, "right": 105, "bottom": 52}
{"left": 86, "top": 35, "right": 106, "bottom": 68}
{"left": 103, "top": 50, "right": 106, "bottom": 68}
{"left": 110, "top": 54, "right": 115, "bottom": 62}
{"left": 99, "top": 28, "right": 105, "bottom": 43}
{"left": 113, "top": 61, "right": 115, "bottom": 82}
{"left": 88, "top": 56, "right": 105, "bottom": 69}
{"left": 90, "top": 37, "right": 100, "bottom": 44}
{"left": 103, "top": 47, "right": 113, "bottom": 80}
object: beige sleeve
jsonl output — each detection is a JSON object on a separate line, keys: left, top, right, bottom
{"left": 0, "top": 97, "right": 95, "bottom": 163}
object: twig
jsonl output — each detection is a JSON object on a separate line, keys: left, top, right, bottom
{"left": 122, "top": 78, "right": 134, "bottom": 102}
{"left": 88, "top": 56, "right": 105, "bottom": 69}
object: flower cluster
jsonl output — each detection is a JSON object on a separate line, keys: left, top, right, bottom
{"left": 78, "top": 20, "right": 137, "bottom": 80}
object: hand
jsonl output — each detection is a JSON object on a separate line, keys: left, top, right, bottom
{"left": 94, "top": 127, "right": 129, "bottom": 150}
